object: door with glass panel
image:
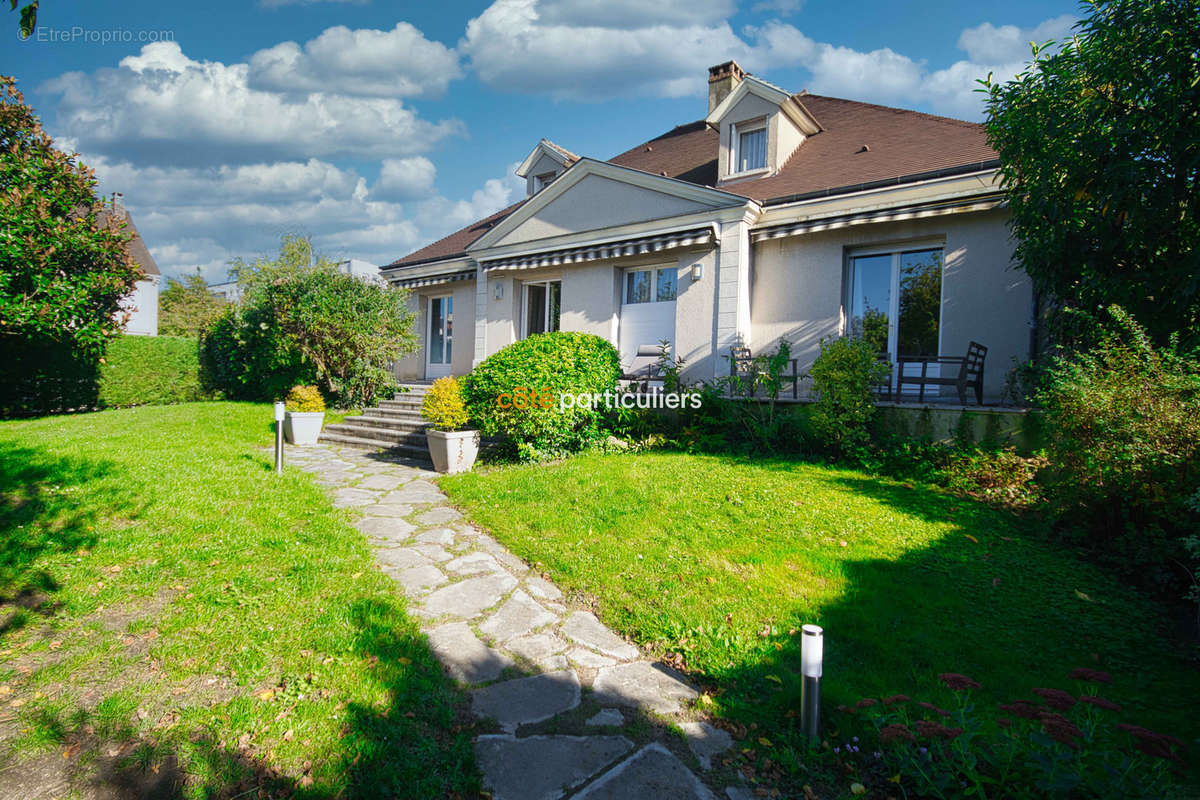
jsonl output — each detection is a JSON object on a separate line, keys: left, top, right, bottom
{"left": 618, "top": 265, "right": 677, "bottom": 367}
{"left": 522, "top": 280, "right": 561, "bottom": 337}
{"left": 845, "top": 247, "right": 943, "bottom": 394}
{"left": 425, "top": 295, "right": 453, "bottom": 379}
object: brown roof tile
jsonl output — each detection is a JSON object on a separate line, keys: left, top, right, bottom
{"left": 96, "top": 208, "right": 160, "bottom": 276}
{"left": 386, "top": 94, "right": 996, "bottom": 267}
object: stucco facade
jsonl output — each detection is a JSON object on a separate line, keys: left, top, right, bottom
{"left": 383, "top": 64, "right": 1028, "bottom": 402}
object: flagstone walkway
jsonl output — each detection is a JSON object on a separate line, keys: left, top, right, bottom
{"left": 287, "top": 443, "right": 745, "bottom": 800}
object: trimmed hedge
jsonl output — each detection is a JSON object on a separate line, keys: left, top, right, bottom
{"left": 99, "top": 335, "right": 212, "bottom": 408}
{"left": 463, "top": 332, "right": 621, "bottom": 460}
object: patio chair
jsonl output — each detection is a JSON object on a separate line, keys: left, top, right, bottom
{"left": 896, "top": 341, "right": 988, "bottom": 404}
{"left": 729, "top": 345, "right": 799, "bottom": 399}
{"left": 622, "top": 345, "right": 664, "bottom": 391}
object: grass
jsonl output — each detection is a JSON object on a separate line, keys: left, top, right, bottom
{"left": 441, "top": 451, "right": 1200, "bottom": 783}
{"left": 0, "top": 402, "right": 477, "bottom": 799}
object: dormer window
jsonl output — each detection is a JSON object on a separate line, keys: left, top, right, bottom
{"left": 516, "top": 139, "right": 579, "bottom": 197}
{"left": 734, "top": 121, "right": 767, "bottom": 174}
{"left": 534, "top": 172, "right": 557, "bottom": 193}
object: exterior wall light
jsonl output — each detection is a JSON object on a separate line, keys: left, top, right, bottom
{"left": 800, "top": 624, "right": 823, "bottom": 738}
{"left": 692, "top": 263, "right": 703, "bottom": 281}
{"left": 494, "top": 281, "right": 504, "bottom": 300}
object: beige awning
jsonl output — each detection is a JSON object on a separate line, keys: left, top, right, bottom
{"left": 480, "top": 226, "right": 717, "bottom": 272}
{"left": 752, "top": 195, "right": 1005, "bottom": 242}
{"left": 392, "top": 269, "right": 476, "bottom": 289}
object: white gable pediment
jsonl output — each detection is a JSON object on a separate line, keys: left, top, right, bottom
{"left": 473, "top": 159, "right": 749, "bottom": 251}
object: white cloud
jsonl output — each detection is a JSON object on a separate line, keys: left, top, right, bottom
{"left": 750, "top": 0, "right": 804, "bottom": 15}
{"left": 957, "top": 15, "right": 1076, "bottom": 64}
{"left": 259, "top": 0, "right": 367, "bottom": 7}
{"left": 45, "top": 41, "right": 464, "bottom": 166}
{"left": 248, "top": 23, "right": 462, "bottom": 98}
{"left": 82, "top": 151, "right": 519, "bottom": 280}
{"left": 462, "top": 1, "right": 1076, "bottom": 119}
{"left": 536, "top": 0, "right": 734, "bottom": 28}
{"left": 371, "top": 157, "right": 438, "bottom": 201}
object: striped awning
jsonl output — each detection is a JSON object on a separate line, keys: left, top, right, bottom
{"left": 392, "top": 269, "right": 475, "bottom": 289}
{"left": 752, "top": 195, "right": 1005, "bottom": 242}
{"left": 481, "top": 226, "right": 716, "bottom": 272}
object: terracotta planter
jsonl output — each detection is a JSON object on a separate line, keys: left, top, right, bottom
{"left": 284, "top": 411, "right": 325, "bottom": 445}
{"left": 426, "top": 429, "right": 480, "bottom": 474}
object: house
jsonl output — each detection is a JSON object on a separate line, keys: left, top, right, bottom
{"left": 383, "top": 61, "right": 1031, "bottom": 401}
{"left": 100, "top": 200, "right": 160, "bottom": 336}
{"left": 208, "top": 259, "right": 381, "bottom": 303}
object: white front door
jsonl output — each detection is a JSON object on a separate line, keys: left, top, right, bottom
{"left": 425, "top": 295, "right": 453, "bottom": 379}
{"left": 618, "top": 266, "right": 677, "bottom": 367}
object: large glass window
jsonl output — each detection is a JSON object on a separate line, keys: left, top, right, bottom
{"left": 523, "top": 280, "right": 561, "bottom": 337}
{"left": 625, "top": 267, "right": 677, "bottom": 304}
{"left": 846, "top": 247, "right": 943, "bottom": 360}
{"left": 736, "top": 125, "right": 767, "bottom": 173}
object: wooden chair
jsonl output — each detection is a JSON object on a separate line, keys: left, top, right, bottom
{"left": 896, "top": 341, "right": 988, "bottom": 404}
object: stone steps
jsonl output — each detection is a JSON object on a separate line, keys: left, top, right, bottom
{"left": 317, "top": 383, "right": 433, "bottom": 455}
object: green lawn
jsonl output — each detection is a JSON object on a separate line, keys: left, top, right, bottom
{"left": 0, "top": 403, "right": 477, "bottom": 799}
{"left": 441, "top": 452, "right": 1199, "bottom": 779}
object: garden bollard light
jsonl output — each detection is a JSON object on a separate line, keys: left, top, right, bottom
{"left": 274, "top": 401, "right": 285, "bottom": 474}
{"left": 800, "top": 624, "right": 823, "bottom": 739}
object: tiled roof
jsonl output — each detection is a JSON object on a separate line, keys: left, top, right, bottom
{"left": 386, "top": 94, "right": 996, "bottom": 267}
{"left": 96, "top": 208, "right": 160, "bottom": 276}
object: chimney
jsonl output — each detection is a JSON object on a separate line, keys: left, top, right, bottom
{"left": 708, "top": 60, "right": 745, "bottom": 114}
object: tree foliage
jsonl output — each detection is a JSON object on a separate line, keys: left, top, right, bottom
{"left": 9, "top": 0, "right": 37, "bottom": 38}
{"left": 0, "top": 76, "right": 141, "bottom": 415}
{"left": 982, "top": 0, "right": 1200, "bottom": 343}
{"left": 201, "top": 240, "right": 416, "bottom": 407}
{"left": 159, "top": 271, "right": 228, "bottom": 337}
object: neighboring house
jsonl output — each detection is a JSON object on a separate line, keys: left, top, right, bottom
{"left": 383, "top": 61, "right": 1030, "bottom": 401}
{"left": 100, "top": 201, "right": 160, "bottom": 336}
{"left": 208, "top": 280, "right": 243, "bottom": 303}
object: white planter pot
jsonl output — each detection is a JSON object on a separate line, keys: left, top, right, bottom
{"left": 284, "top": 411, "right": 325, "bottom": 445}
{"left": 426, "top": 429, "right": 480, "bottom": 474}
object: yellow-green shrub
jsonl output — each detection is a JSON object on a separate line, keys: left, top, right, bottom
{"left": 422, "top": 377, "right": 469, "bottom": 431}
{"left": 285, "top": 384, "right": 325, "bottom": 412}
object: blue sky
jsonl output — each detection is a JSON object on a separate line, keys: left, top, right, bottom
{"left": 2, "top": 0, "right": 1080, "bottom": 280}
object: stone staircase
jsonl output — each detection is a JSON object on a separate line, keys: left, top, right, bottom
{"left": 319, "top": 383, "right": 431, "bottom": 459}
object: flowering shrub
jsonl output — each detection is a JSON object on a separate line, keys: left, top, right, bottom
{"left": 284, "top": 384, "right": 325, "bottom": 413}
{"left": 421, "top": 376, "right": 469, "bottom": 431}
{"left": 832, "top": 669, "right": 1184, "bottom": 798}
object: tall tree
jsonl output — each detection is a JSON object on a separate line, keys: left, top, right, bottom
{"left": 159, "top": 272, "right": 228, "bottom": 337}
{"left": 229, "top": 233, "right": 336, "bottom": 298}
{"left": 0, "top": 76, "right": 140, "bottom": 414}
{"left": 982, "top": 0, "right": 1200, "bottom": 343}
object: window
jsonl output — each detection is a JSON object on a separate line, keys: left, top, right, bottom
{"left": 733, "top": 121, "right": 767, "bottom": 173}
{"left": 625, "top": 267, "right": 677, "bottom": 304}
{"left": 523, "top": 280, "right": 561, "bottom": 337}
{"left": 845, "top": 247, "right": 943, "bottom": 360}
{"left": 534, "top": 172, "right": 557, "bottom": 193}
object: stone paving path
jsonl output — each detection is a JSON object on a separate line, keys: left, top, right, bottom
{"left": 287, "top": 443, "right": 745, "bottom": 800}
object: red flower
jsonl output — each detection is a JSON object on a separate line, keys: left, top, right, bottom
{"left": 997, "top": 717, "right": 1012, "bottom": 729}
{"left": 883, "top": 694, "right": 911, "bottom": 706}
{"left": 836, "top": 704, "right": 855, "bottom": 715}
{"left": 998, "top": 700, "right": 1042, "bottom": 720}
{"left": 1031, "top": 688, "right": 1077, "bottom": 710}
{"left": 1068, "top": 667, "right": 1113, "bottom": 684}
{"left": 917, "top": 701, "right": 951, "bottom": 718}
{"left": 1078, "top": 695, "right": 1122, "bottom": 712}
{"left": 915, "top": 720, "right": 965, "bottom": 740}
{"left": 1118, "top": 724, "right": 1185, "bottom": 749}
{"left": 879, "top": 724, "right": 915, "bottom": 744}
{"left": 854, "top": 698, "right": 878, "bottom": 709}
{"left": 938, "top": 673, "right": 981, "bottom": 691}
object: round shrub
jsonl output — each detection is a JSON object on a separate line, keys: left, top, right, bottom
{"left": 422, "top": 376, "right": 469, "bottom": 431}
{"left": 463, "top": 332, "right": 621, "bottom": 460}
{"left": 285, "top": 384, "right": 325, "bottom": 412}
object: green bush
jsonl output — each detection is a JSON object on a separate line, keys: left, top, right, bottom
{"left": 98, "top": 335, "right": 211, "bottom": 408}
{"left": 463, "top": 332, "right": 621, "bottom": 460}
{"left": 199, "top": 269, "right": 415, "bottom": 407}
{"left": 422, "top": 377, "right": 469, "bottom": 431}
{"left": 284, "top": 384, "right": 325, "bottom": 413}
{"left": 806, "top": 336, "right": 890, "bottom": 459}
{"left": 1036, "top": 306, "right": 1200, "bottom": 597}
